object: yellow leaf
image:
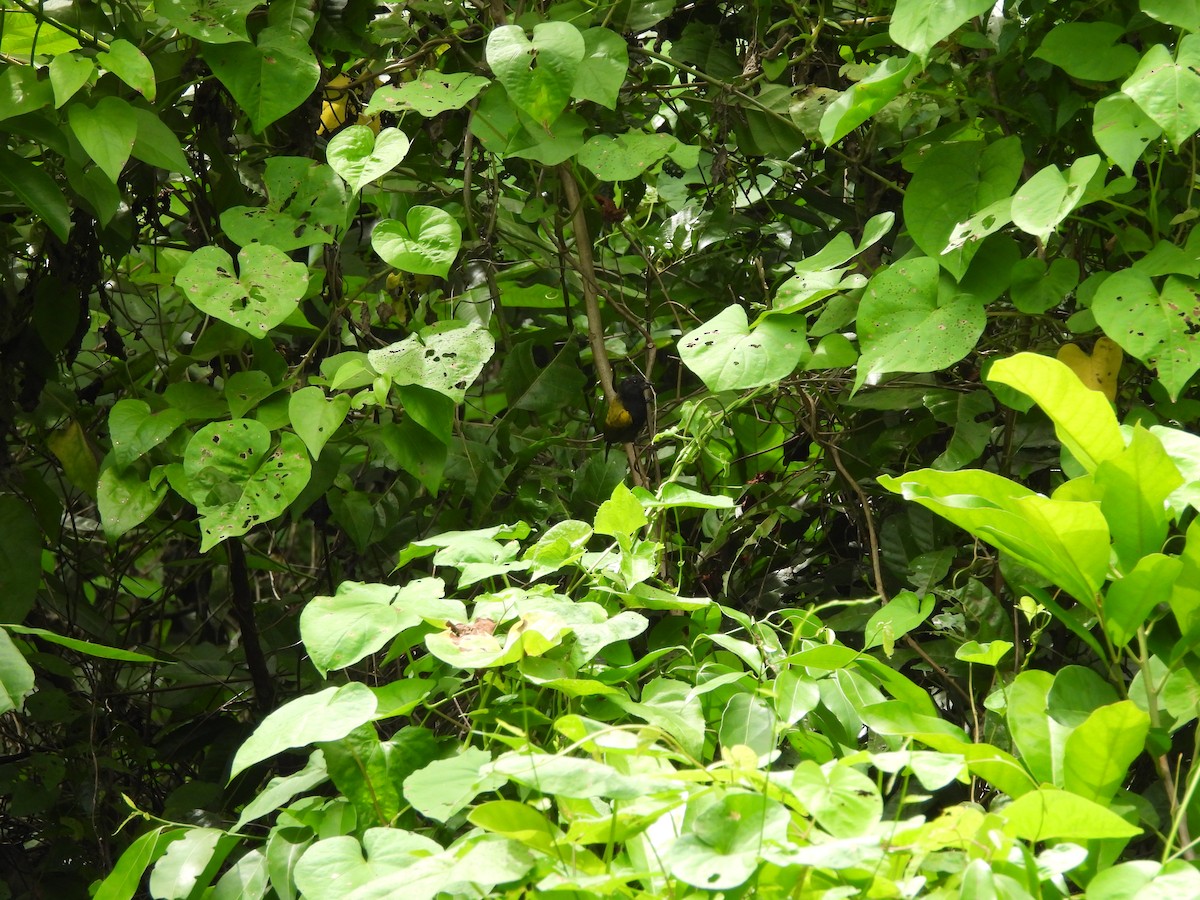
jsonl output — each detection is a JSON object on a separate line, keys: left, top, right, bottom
{"left": 1057, "top": 337, "right": 1123, "bottom": 402}
{"left": 47, "top": 420, "right": 99, "bottom": 496}
{"left": 318, "top": 74, "right": 353, "bottom": 136}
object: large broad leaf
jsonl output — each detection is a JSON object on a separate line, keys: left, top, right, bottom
{"left": 855, "top": 256, "right": 985, "bottom": 391}
{"left": 678, "top": 305, "right": 809, "bottom": 391}
{"left": 1094, "top": 427, "right": 1181, "bottom": 573}
{"left": 182, "top": 420, "right": 311, "bottom": 551}
{"left": 1122, "top": 37, "right": 1200, "bottom": 148}
{"left": 904, "top": 138, "right": 1023, "bottom": 277}
{"left": 1093, "top": 270, "right": 1200, "bottom": 401}
{"left": 97, "top": 462, "right": 167, "bottom": 540}
{"left": 889, "top": 0, "right": 994, "bottom": 57}
{"left": 1034, "top": 22, "right": 1138, "bottom": 82}
{"left": 367, "top": 322, "right": 494, "bottom": 403}
{"left": 573, "top": 27, "right": 629, "bottom": 109}
{"left": 176, "top": 244, "right": 308, "bottom": 336}
{"left": 1001, "top": 788, "right": 1141, "bottom": 841}
{"left": 0, "top": 145, "right": 70, "bottom": 241}
{"left": 109, "top": 399, "right": 187, "bottom": 469}
{"left": 371, "top": 207, "right": 462, "bottom": 278}
{"left": 0, "top": 630, "right": 36, "bottom": 715}
{"left": 986, "top": 353, "right": 1124, "bottom": 473}
{"left": 203, "top": 26, "right": 320, "bottom": 132}
{"left": 1141, "top": 0, "right": 1200, "bottom": 31}
{"left": 486, "top": 22, "right": 585, "bottom": 127}
{"left": 230, "top": 683, "right": 378, "bottom": 779}
{"left": 288, "top": 387, "right": 350, "bottom": 459}
{"left": 577, "top": 132, "right": 679, "bottom": 181}
{"left": 97, "top": 39, "right": 156, "bottom": 100}
{"left": 879, "top": 468, "right": 1110, "bottom": 606}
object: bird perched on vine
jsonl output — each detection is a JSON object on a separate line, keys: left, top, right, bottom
{"left": 603, "top": 375, "right": 651, "bottom": 456}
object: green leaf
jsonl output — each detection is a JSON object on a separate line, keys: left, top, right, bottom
{"left": 203, "top": 27, "right": 320, "bottom": 132}
{"left": 1002, "top": 787, "right": 1141, "bottom": 841}
{"left": 371, "top": 207, "right": 462, "bottom": 278}
{"left": 97, "top": 39, "right": 156, "bottom": 100}
{"left": 1094, "top": 271, "right": 1200, "bottom": 401}
{"left": 49, "top": 53, "right": 94, "bottom": 108}
{"left": 221, "top": 157, "right": 346, "bottom": 251}
{"left": 612, "top": 677, "right": 704, "bottom": 758}
{"left": 1095, "top": 427, "right": 1182, "bottom": 572}
{"left": 490, "top": 751, "right": 651, "bottom": 800}
{"left": 176, "top": 244, "right": 308, "bottom": 337}
{"left": 879, "top": 468, "right": 1110, "bottom": 606}
{"left": 986, "top": 352, "right": 1124, "bottom": 473}
{"left": 670, "top": 793, "right": 789, "bottom": 890}
{"left": 97, "top": 461, "right": 166, "bottom": 539}
{"left": 855, "top": 256, "right": 985, "bottom": 390}
{"left": 0, "top": 145, "right": 70, "bottom": 241}
{"left": 367, "top": 322, "right": 493, "bottom": 403}
{"left": 182, "top": 420, "right": 312, "bottom": 552}
{"left": 1062, "top": 701, "right": 1150, "bottom": 804}
{"left": 299, "top": 579, "right": 458, "bottom": 676}
{"left": 486, "top": 22, "right": 585, "bottom": 127}
{"left": 109, "top": 399, "right": 187, "bottom": 469}
{"left": 0, "top": 629, "right": 36, "bottom": 715}
{"left": 889, "top": 0, "right": 994, "bottom": 57}
{"left": 233, "top": 750, "right": 328, "bottom": 831}
{"left": 1141, "top": 0, "right": 1200, "bottom": 32}
{"left": 1093, "top": 93, "right": 1162, "bottom": 175}
{"left": 679, "top": 305, "right": 808, "bottom": 391}
{"left": 288, "top": 387, "right": 350, "bottom": 460}
{"left": 577, "top": 132, "right": 678, "bottom": 180}
{"left": 0, "top": 65, "right": 53, "bottom": 120}
{"left": 131, "top": 107, "right": 193, "bottom": 174}
{"left": 404, "top": 747, "right": 508, "bottom": 822}
{"left": 1011, "top": 156, "right": 1103, "bottom": 240}
{"left": 67, "top": 96, "right": 137, "bottom": 184}
{"left": 573, "top": 27, "right": 629, "bottom": 109}
{"left": 148, "top": 828, "right": 230, "bottom": 899}
{"left": 790, "top": 761, "right": 883, "bottom": 837}
{"left": 1034, "top": 23, "right": 1137, "bottom": 82}
{"left": 94, "top": 828, "right": 186, "bottom": 900}
{"left": 594, "top": 481, "right": 648, "bottom": 538}
{"left": 0, "top": 495, "right": 42, "bottom": 623}
{"left": 326, "top": 126, "right": 410, "bottom": 193}
{"left": 1122, "top": 38, "right": 1200, "bottom": 148}
{"left": 864, "top": 590, "right": 934, "bottom": 654}
{"left": 230, "top": 683, "right": 378, "bottom": 779}
{"left": 718, "top": 693, "right": 775, "bottom": 759}
{"left": 157, "top": 0, "right": 261, "bottom": 43}
{"left": 903, "top": 138, "right": 1023, "bottom": 277}
{"left": 364, "top": 72, "right": 490, "bottom": 117}
{"left": 820, "top": 54, "right": 916, "bottom": 144}
{"left": 955, "top": 640, "right": 1013, "bottom": 666}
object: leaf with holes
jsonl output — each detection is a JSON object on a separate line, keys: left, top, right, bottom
{"left": 371, "top": 207, "right": 462, "bottom": 279}
{"left": 1122, "top": 37, "right": 1200, "bottom": 149}
{"left": 486, "top": 22, "right": 584, "bottom": 127}
{"left": 678, "top": 306, "right": 809, "bottom": 392}
{"left": 367, "top": 322, "right": 495, "bottom": 403}
{"left": 577, "top": 132, "right": 677, "bottom": 181}
{"left": 183, "top": 420, "right": 311, "bottom": 552}
{"left": 176, "top": 244, "right": 308, "bottom": 337}
{"left": 855, "top": 256, "right": 985, "bottom": 392}
{"left": 1094, "top": 270, "right": 1200, "bottom": 401}
{"left": 364, "top": 72, "right": 490, "bottom": 117}
{"left": 327, "top": 126, "right": 410, "bottom": 193}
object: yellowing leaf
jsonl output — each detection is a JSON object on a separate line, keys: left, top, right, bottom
{"left": 319, "top": 74, "right": 353, "bottom": 136}
{"left": 1057, "top": 337, "right": 1123, "bottom": 402}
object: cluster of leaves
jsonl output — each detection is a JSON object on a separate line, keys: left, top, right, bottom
{"left": 2, "top": 0, "right": 1200, "bottom": 895}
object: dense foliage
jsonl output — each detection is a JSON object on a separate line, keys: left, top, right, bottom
{"left": 3, "top": 0, "right": 1200, "bottom": 896}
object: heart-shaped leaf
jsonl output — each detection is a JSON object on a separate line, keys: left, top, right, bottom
{"left": 371, "top": 207, "right": 462, "bottom": 279}
{"left": 183, "top": 420, "right": 311, "bottom": 552}
{"left": 289, "top": 386, "right": 351, "bottom": 459}
{"left": 486, "top": 22, "right": 585, "bottom": 127}
{"left": 109, "top": 399, "right": 187, "bottom": 469}
{"left": 855, "top": 256, "right": 986, "bottom": 391}
{"left": 203, "top": 26, "right": 319, "bottom": 132}
{"left": 364, "top": 72, "right": 490, "bottom": 118}
{"left": 327, "top": 125, "right": 411, "bottom": 193}
{"left": 98, "top": 462, "right": 167, "bottom": 540}
{"left": 67, "top": 96, "right": 137, "bottom": 184}
{"left": 1057, "top": 338, "right": 1123, "bottom": 402}
{"left": 176, "top": 244, "right": 308, "bottom": 336}
{"left": 678, "top": 306, "right": 809, "bottom": 392}
{"left": 1094, "top": 270, "right": 1200, "bottom": 400}
{"left": 1123, "top": 36, "right": 1200, "bottom": 149}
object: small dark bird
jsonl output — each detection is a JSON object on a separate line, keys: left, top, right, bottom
{"left": 603, "top": 375, "right": 651, "bottom": 449}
